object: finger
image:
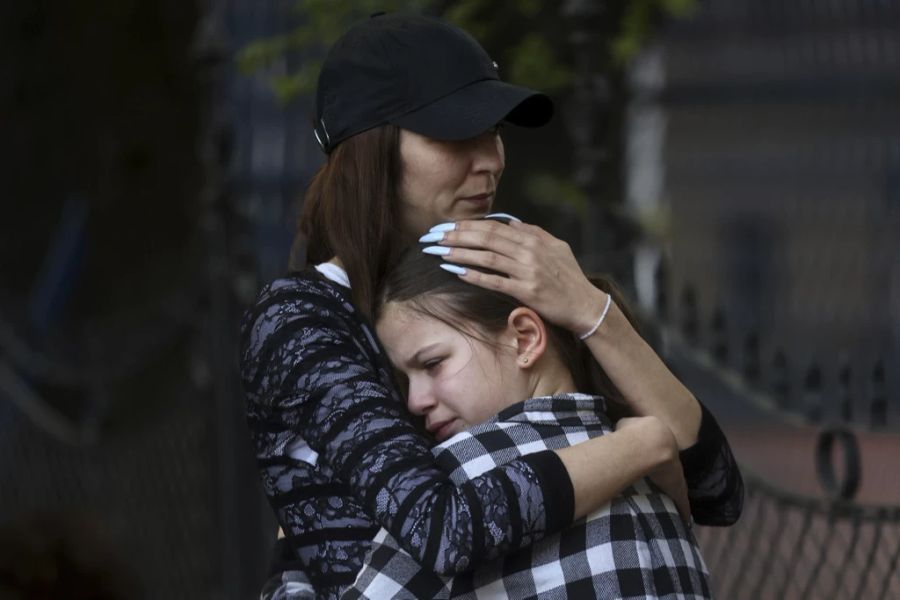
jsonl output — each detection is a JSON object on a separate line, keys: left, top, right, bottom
{"left": 440, "top": 225, "right": 539, "bottom": 258}
{"left": 455, "top": 267, "right": 529, "bottom": 300}
{"left": 443, "top": 219, "right": 531, "bottom": 246}
{"left": 432, "top": 246, "right": 530, "bottom": 278}
{"left": 509, "top": 219, "right": 558, "bottom": 243}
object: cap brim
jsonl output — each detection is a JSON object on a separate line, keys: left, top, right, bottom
{"left": 389, "top": 79, "right": 553, "bottom": 141}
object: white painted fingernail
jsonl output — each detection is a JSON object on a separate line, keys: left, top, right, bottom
{"left": 439, "top": 263, "right": 466, "bottom": 276}
{"left": 419, "top": 231, "right": 445, "bottom": 243}
{"left": 428, "top": 222, "right": 458, "bottom": 233}
{"left": 422, "top": 246, "right": 451, "bottom": 256}
{"left": 484, "top": 212, "right": 521, "bottom": 222}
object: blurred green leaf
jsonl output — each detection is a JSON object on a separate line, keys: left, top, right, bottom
{"left": 612, "top": 0, "right": 698, "bottom": 64}
{"left": 661, "top": 0, "right": 697, "bottom": 18}
{"left": 506, "top": 33, "right": 571, "bottom": 92}
{"left": 524, "top": 173, "right": 587, "bottom": 216}
{"left": 517, "top": 0, "right": 542, "bottom": 18}
{"left": 271, "top": 61, "right": 322, "bottom": 103}
{"left": 441, "top": 0, "right": 490, "bottom": 40}
{"left": 238, "top": 0, "right": 694, "bottom": 103}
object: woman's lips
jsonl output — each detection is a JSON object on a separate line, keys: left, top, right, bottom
{"left": 459, "top": 193, "right": 493, "bottom": 206}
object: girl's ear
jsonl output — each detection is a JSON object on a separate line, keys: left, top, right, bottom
{"left": 507, "top": 307, "right": 548, "bottom": 369}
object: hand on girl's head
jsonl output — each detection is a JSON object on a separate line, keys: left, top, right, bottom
{"left": 417, "top": 217, "right": 607, "bottom": 335}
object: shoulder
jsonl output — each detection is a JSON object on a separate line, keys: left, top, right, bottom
{"left": 239, "top": 270, "right": 366, "bottom": 361}
{"left": 243, "top": 270, "right": 356, "bottom": 330}
{"left": 255, "top": 269, "right": 352, "bottom": 312}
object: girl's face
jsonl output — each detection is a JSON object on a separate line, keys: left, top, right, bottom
{"left": 376, "top": 302, "right": 529, "bottom": 442}
{"left": 399, "top": 127, "right": 505, "bottom": 236}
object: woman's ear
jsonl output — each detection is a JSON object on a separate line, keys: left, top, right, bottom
{"left": 507, "top": 307, "right": 548, "bottom": 369}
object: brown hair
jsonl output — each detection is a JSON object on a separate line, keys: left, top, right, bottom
{"left": 376, "top": 247, "right": 640, "bottom": 408}
{"left": 293, "top": 125, "right": 406, "bottom": 320}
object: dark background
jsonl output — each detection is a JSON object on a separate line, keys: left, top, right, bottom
{"left": 1, "top": 0, "right": 897, "bottom": 597}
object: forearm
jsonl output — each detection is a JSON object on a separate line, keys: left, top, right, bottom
{"left": 555, "top": 416, "right": 675, "bottom": 519}
{"left": 340, "top": 424, "right": 571, "bottom": 574}
{"left": 581, "top": 290, "right": 701, "bottom": 449}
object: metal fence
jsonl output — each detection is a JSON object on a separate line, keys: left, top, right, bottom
{"left": 630, "top": 0, "right": 900, "bottom": 597}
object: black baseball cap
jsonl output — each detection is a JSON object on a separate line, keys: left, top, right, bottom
{"left": 313, "top": 12, "right": 553, "bottom": 153}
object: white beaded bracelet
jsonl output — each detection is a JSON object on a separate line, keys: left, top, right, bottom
{"left": 578, "top": 293, "right": 613, "bottom": 340}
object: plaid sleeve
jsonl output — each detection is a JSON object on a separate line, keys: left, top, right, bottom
{"left": 344, "top": 396, "right": 712, "bottom": 599}
{"left": 341, "top": 529, "right": 450, "bottom": 600}
{"left": 260, "top": 569, "right": 316, "bottom": 600}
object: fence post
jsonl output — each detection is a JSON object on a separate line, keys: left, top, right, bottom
{"left": 772, "top": 349, "right": 790, "bottom": 408}
{"left": 803, "top": 363, "right": 823, "bottom": 422}
{"left": 870, "top": 360, "right": 887, "bottom": 428}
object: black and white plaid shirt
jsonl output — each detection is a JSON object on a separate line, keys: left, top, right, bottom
{"left": 343, "top": 393, "right": 712, "bottom": 599}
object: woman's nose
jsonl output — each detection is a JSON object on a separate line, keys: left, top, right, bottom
{"left": 469, "top": 130, "right": 504, "bottom": 175}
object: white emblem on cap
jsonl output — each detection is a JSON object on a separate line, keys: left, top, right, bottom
{"left": 492, "top": 61, "right": 499, "bottom": 70}
{"left": 314, "top": 118, "right": 331, "bottom": 151}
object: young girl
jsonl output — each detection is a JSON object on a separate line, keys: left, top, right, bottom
{"left": 344, "top": 247, "right": 711, "bottom": 598}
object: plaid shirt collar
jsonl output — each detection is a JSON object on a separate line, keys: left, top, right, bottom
{"left": 482, "top": 392, "right": 609, "bottom": 427}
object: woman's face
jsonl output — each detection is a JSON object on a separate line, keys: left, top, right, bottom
{"left": 376, "top": 302, "right": 528, "bottom": 442}
{"left": 398, "top": 127, "right": 505, "bottom": 236}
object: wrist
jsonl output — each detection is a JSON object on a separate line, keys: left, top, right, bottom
{"left": 637, "top": 416, "right": 678, "bottom": 470}
{"left": 574, "top": 288, "right": 612, "bottom": 338}
{"left": 585, "top": 298, "right": 629, "bottom": 344}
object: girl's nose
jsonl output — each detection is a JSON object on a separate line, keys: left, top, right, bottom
{"left": 406, "top": 378, "right": 436, "bottom": 416}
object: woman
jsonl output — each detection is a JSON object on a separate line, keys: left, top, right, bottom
{"left": 345, "top": 246, "right": 711, "bottom": 598}
{"left": 242, "top": 12, "right": 742, "bottom": 600}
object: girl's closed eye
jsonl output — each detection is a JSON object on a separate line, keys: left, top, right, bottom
{"left": 423, "top": 357, "right": 445, "bottom": 372}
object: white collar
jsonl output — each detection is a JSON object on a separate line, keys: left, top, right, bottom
{"left": 314, "top": 262, "right": 350, "bottom": 288}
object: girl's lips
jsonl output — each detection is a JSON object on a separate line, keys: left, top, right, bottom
{"left": 432, "top": 419, "right": 458, "bottom": 442}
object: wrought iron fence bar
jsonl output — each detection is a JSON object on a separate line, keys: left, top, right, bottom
{"left": 876, "top": 537, "right": 900, "bottom": 600}
{"left": 777, "top": 505, "right": 815, "bottom": 599}
{"left": 799, "top": 510, "right": 838, "bottom": 599}
{"left": 722, "top": 487, "right": 766, "bottom": 598}
{"left": 655, "top": 316, "right": 898, "bottom": 435}
{"left": 748, "top": 500, "right": 787, "bottom": 599}
{"left": 852, "top": 515, "right": 884, "bottom": 598}
{"left": 739, "top": 466, "right": 900, "bottom": 522}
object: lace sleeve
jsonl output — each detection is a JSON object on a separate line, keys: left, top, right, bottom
{"left": 679, "top": 400, "right": 744, "bottom": 526}
{"left": 241, "top": 276, "right": 574, "bottom": 575}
